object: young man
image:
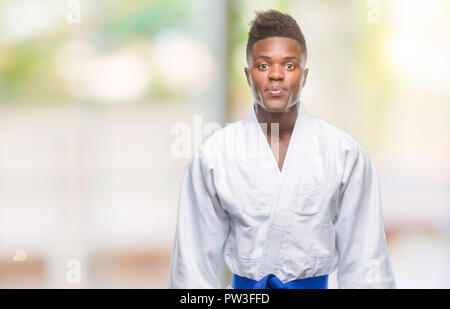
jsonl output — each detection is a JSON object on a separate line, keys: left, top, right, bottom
{"left": 167, "top": 10, "right": 395, "bottom": 289}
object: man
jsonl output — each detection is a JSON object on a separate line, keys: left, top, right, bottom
{"left": 167, "top": 10, "right": 395, "bottom": 289}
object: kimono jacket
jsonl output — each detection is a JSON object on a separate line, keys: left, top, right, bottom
{"left": 167, "top": 101, "right": 396, "bottom": 289}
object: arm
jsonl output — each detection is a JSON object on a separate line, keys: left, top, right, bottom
{"left": 334, "top": 145, "right": 396, "bottom": 288}
{"left": 167, "top": 150, "right": 230, "bottom": 288}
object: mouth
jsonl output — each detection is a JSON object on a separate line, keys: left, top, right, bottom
{"left": 266, "top": 87, "right": 286, "bottom": 97}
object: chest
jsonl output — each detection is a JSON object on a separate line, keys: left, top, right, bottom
{"left": 267, "top": 136, "right": 291, "bottom": 172}
{"left": 211, "top": 133, "right": 342, "bottom": 222}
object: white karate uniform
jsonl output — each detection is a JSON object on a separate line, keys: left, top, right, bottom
{"left": 167, "top": 101, "right": 396, "bottom": 289}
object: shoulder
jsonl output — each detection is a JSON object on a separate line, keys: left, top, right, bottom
{"left": 202, "top": 120, "right": 243, "bottom": 150}
{"left": 312, "top": 116, "right": 370, "bottom": 155}
{"left": 192, "top": 119, "right": 244, "bottom": 165}
{"left": 309, "top": 118, "right": 379, "bottom": 193}
{"left": 313, "top": 117, "right": 358, "bottom": 149}
{"left": 310, "top": 116, "right": 375, "bottom": 173}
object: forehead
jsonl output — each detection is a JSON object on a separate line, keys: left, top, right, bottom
{"left": 251, "top": 36, "right": 303, "bottom": 59}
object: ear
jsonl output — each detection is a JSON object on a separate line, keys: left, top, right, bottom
{"left": 302, "top": 68, "right": 309, "bottom": 87}
{"left": 244, "top": 67, "right": 251, "bottom": 87}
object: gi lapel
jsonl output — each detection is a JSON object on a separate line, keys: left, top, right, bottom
{"left": 243, "top": 102, "right": 280, "bottom": 179}
{"left": 254, "top": 100, "right": 317, "bottom": 277}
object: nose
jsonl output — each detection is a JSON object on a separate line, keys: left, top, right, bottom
{"left": 268, "top": 64, "right": 284, "bottom": 81}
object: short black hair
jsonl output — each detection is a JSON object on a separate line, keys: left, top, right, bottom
{"left": 246, "top": 10, "right": 307, "bottom": 65}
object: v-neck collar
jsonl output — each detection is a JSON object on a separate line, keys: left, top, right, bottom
{"left": 248, "top": 101, "right": 303, "bottom": 177}
{"left": 246, "top": 101, "right": 316, "bottom": 277}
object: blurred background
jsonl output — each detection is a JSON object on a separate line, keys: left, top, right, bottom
{"left": 0, "top": 0, "right": 448, "bottom": 288}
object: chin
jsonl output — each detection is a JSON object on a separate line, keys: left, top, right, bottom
{"left": 259, "top": 99, "right": 290, "bottom": 112}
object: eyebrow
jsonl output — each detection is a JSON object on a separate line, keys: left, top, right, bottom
{"left": 253, "top": 55, "right": 301, "bottom": 62}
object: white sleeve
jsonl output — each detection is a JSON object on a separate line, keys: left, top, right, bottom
{"left": 334, "top": 145, "right": 396, "bottom": 288}
{"left": 167, "top": 150, "right": 230, "bottom": 288}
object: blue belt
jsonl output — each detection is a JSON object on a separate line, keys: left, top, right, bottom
{"left": 231, "top": 273, "right": 328, "bottom": 289}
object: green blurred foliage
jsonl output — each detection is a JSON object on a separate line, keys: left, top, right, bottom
{"left": 0, "top": 0, "right": 192, "bottom": 105}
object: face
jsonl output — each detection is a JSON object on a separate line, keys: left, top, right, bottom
{"left": 245, "top": 37, "right": 308, "bottom": 112}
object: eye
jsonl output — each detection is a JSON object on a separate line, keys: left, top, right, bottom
{"left": 258, "top": 63, "right": 269, "bottom": 70}
{"left": 285, "top": 63, "right": 296, "bottom": 71}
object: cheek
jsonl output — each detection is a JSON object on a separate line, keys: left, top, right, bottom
{"left": 251, "top": 68, "right": 266, "bottom": 80}
{"left": 287, "top": 73, "right": 304, "bottom": 90}
{"left": 250, "top": 74, "right": 265, "bottom": 90}
{"left": 286, "top": 82, "right": 299, "bottom": 93}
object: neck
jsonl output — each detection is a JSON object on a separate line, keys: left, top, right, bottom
{"left": 255, "top": 103, "right": 299, "bottom": 139}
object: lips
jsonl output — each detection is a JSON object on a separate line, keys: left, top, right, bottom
{"left": 266, "top": 86, "right": 286, "bottom": 96}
